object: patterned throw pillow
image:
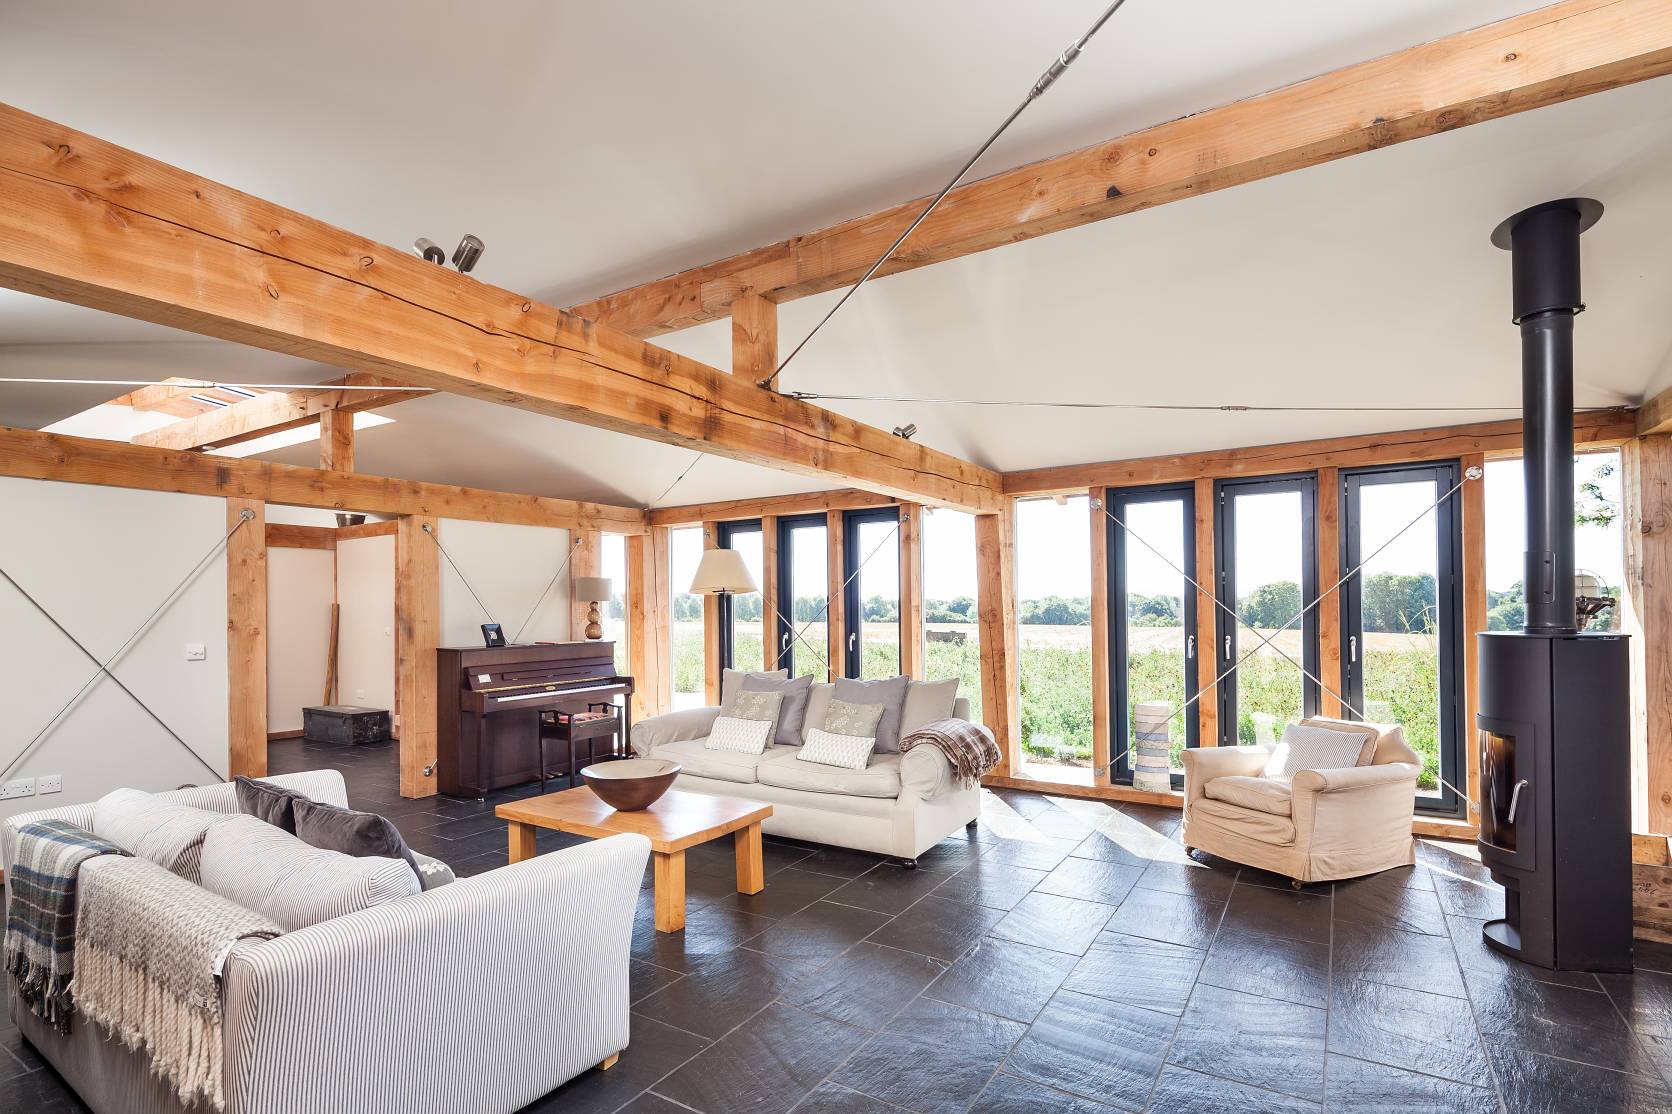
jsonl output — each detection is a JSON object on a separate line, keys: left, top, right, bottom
{"left": 1264, "top": 721, "right": 1378, "bottom": 779}
{"left": 705, "top": 715, "right": 776, "bottom": 755}
{"left": 798, "top": 727, "right": 877, "bottom": 771}
{"left": 822, "top": 698, "right": 885, "bottom": 739}
{"left": 730, "top": 688, "right": 784, "bottom": 734}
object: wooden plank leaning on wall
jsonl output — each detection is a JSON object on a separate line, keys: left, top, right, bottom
{"left": 226, "top": 498, "right": 267, "bottom": 779}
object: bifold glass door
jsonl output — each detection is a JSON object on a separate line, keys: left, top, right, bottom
{"left": 1215, "top": 475, "right": 1319, "bottom": 746}
{"left": 843, "top": 507, "right": 901, "bottom": 679}
{"left": 1339, "top": 462, "right": 1464, "bottom": 816}
{"left": 776, "top": 515, "right": 829, "bottom": 681}
{"left": 1107, "top": 485, "right": 1198, "bottom": 787}
{"left": 717, "top": 520, "right": 764, "bottom": 673}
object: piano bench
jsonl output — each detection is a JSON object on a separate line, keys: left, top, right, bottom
{"left": 537, "top": 705, "right": 626, "bottom": 793}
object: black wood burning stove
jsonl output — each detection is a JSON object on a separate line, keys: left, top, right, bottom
{"left": 1476, "top": 198, "right": 1631, "bottom": 972}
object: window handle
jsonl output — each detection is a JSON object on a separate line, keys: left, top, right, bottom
{"left": 848, "top": 632, "right": 857, "bottom": 652}
{"left": 1186, "top": 634, "right": 1196, "bottom": 659}
{"left": 781, "top": 631, "right": 791, "bottom": 649}
{"left": 1350, "top": 635, "right": 1358, "bottom": 663}
{"left": 1223, "top": 635, "right": 1232, "bottom": 660}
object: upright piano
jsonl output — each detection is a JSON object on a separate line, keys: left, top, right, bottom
{"left": 436, "top": 641, "right": 634, "bottom": 798}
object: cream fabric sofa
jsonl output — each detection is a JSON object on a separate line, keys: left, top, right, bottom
{"left": 3, "top": 770, "right": 649, "bottom": 1114}
{"left": 631, "top": 690, "right": 981, "bottom": 864}
{"left": 1180, "top": 717, "right": 1422, "bottom": 885}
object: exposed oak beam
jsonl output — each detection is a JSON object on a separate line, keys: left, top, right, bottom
{"left": 318, "top": 407, "right": 355, "bottom": 471}
{"left": 0, "top": 425, "right": 648, "bottom": 534}
{"left": 132, "top": 373, "right": 423, "bottom": 452}
{"left": 571, "top": 0, "right": 1672, "bottom": 339}
{"left": 649, "top": 487, "right": 897, "bottom": 526}
{"left": 0, "top": 103, "right": 1000, "bottom": 513}
{"left": 1639, "top": 383, "right": 1672, "bottom": 436}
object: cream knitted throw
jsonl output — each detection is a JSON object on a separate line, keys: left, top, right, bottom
{"left": 73, "top": 855, "right": 281, "bottom": 1110}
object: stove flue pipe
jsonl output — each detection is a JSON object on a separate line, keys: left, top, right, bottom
{"left": 1491, "top": 198, "right": 1602, "bottom": 636}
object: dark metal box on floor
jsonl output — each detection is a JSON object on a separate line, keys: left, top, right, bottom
{"left": 303, "top": 704, "right": 392, "bottom": 745}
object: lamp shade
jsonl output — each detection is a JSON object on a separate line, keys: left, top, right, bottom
{"left": 574, "top": 576, "right": 613, "bottom": 602}
{"left": 689, "top": 548, "right": 758, "bottom": 595}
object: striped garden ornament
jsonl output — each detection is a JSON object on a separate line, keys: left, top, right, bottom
{"left": 1132, "top": 702, "right": 1174, "bottom": 793}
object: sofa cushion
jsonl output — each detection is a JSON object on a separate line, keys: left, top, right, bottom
{"left": 759, "top": 751, "right": 902, "bottom": 799}
{"left": 898, "top": 745, "right": 955, "bottom": 800}
{"left": 798, "top": 727, "right": 877, "bottom": 771}
{"left": 720, "top": 668, "right": 788, "bottom": 709}
{"left": 900, "top": 679, "right": 959, "bottom": 735}
{"left": 234, "top": 775, "right": 309, "bottom": 833}
{"left": 1203, "top": 775, "right": 1293, "bottom": 816}
{"left": 1191, "top": 797, "right": 1297, "bottom": 846}
{"left": 804, "top": 684, "right": 835, "bottom": 734}
{"left": 653, "top": 738, "right": 795, "bottom": 784}
{"left": 411, "top": 850, "right": 456, "bottom": 890}
{"left": 292, "top": 797, "right": 422, "bottom": 880}
{"left": 92, "top": 788, "right": 229, "bottom": 884}
{"left": 741, "top": 672, "right": 816, "bottom": 747}
{"left": 705, "top": 714, "right": 776, "bottom": 755}
{"left": 833, "top": 676, "right": 911, "bottom": 753}
{"left": 1264, "top": 721, "right": 1377, "bottom": 779}
{"left": 199, "top": 814, "right": 419, "bottom": 931}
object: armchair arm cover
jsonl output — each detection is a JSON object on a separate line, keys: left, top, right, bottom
{"left": 1291, "top": 763, "right": 1420, "bottom": 858}
{"left": 1181, "top": 746, "right": 1270, "bottom": 805}
{"left": 899, "top": 744, "right": 955, "bottom": 801}
{"left": 220, "top": 833, "right": 651, "bottom": 1114}
{"left": 631, "top": 706, "right": 722, "bottom": 754}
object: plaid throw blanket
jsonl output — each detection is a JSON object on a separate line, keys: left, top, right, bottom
{"left": 900, "top": 719, "right": 1001, "bottom": 789}
{"left": 75, "top": 854, "right": 281, "bottom": 1111}
{"left": 4, "top": 819, "right": 129, "bottom": 1032}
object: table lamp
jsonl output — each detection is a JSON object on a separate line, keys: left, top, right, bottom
{"left": 574, "top": 576, "right": 614, "bottom": 640}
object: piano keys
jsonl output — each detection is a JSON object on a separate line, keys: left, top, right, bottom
{"left": 436, "top": 642, "right": 634, "bottom": 798}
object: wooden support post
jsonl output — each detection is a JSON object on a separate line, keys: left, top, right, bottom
{"left": 731, "top": 292, "right": 778, "bottom": 388}
{"left": 1193, "top": 478, "right": 1219, "bottom": 747}
{"left": 1624, "top": 437, "right": 1672, "bottom": 832}
{"left": 1089, "top": 488, "right": 1112, "bottom": 785}
{"left": 899, "top": 503, "right": 924, "bottom": 680}
{"left": 760, "top": 515, "right": 780, "bottom": 670}
{"left": 570, "top": 530, "right": 601, "bottom": 641}
{"left": 703, "top": 522, "right": 722, "bottom": 704}
{"left": 976, "top": 507, "right": 1020, "bottom": 776}
{"left": 827, "top": 511, "right": 846, "bottom": 681}
{"left": 1317, "top": 467, "right": 1343, "bottom": 718}
{"left": 226, "top": 498, "right": 267, "bottom": 778}
{"left": 395, "top": 516, "right": 439, "bottom": 798}
{"left": 1460, "top": 453, "right": 1487, "bottom": 822}
{"left": 628, "top": 531, "right": 671, "bottom": 722}
{"left": 318, "top": 408, "right": 355, "bottom": 472}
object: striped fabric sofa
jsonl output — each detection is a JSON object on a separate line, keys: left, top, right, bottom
{"left": 2, "top": 770, "right": 649, "bottom": 1114}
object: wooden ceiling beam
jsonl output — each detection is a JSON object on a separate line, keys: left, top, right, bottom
{"left": 0, "top": 425, "right": 649, "bottom": 534}
{"left": 130, "top": 373, "right": 424, "bottom": 451}
{"left": 1637, "top": 383, "right": 1672, "bottom": 436}
{"left": 0, "top": 103, "right": 1000, "bottom": 514}
{"left": 649, "top": 487, "right": 898, "bottom": 527}
{"left": 570, "top": 0, "right": 1672, "bottom": 339}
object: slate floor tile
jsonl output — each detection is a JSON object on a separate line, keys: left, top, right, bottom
{"left": 654, "top": 1001, "right": 871, "bottom": 1114}
{"left": 980, "top": 834, "right": 1081, "bottom": 872}
{"left": 797, "top": 845, "right": 894, "bottom": 879}
{"left": 1135, "top": 856, "right": 1238, "bottom": 900}
{"left": 632, "top": 902, "right": 775, "bottom": 973}
{"left": 791, "top": 1082, "right": 910, "bottom": 1113}
{"left": 988, "top": 891, "right": 1113, "bottom": 956}
{"left": 825, "top": 861, "right": 949, "bottom": 915}
{"left": 968, "top": 1073, "right": 1120, "bottom": 1114}
{"left": 1488, "top": 1041, "right": 1672, "bottom": 1114}
{"left": 1333, "top": 867, "right": 1448, "bottom": 935}
{"left": 831, "top": 997, "right": 1026, "bottom": 1114}
{"left": 1220, "top": 881, "right": 1331, "bottom": 943}
{"left": 745, "top": 900, "right": 894, "bottom": 964}
{"left": 633, "top": 947, "right": 813, "bottom": 1038}
{"left": 1600, "top": 968, "right": 1672, "bottom": 1042}
{"left": 780, "top": 942, "right": 947, "bottom": 1031}
{"left": 1328, "top": 978, "right": 1493, "bottom": 1087}
{"left": 1166, "top": 982, "right": 1326, "bottom": 1101}
{"left": 1062, "top": 931, "right": 1204, "bottom": 1016}
{"left": 1432, "top": 873, "right": 1505, "bottom": 920}
{"left": 1466, "top": 966, "right": 1657, "bottom": 1074}
{"left": 933, "top": 860, "right": 1049, "bottom": 912}
{"left": 1101, "top": 884, "right": 1224, "bottom": 950}
{"left": 1034, "top": 855, "right": 1144, "bottom": 905}
{"left": 1003, "top": 989, "right": 1176, "bottom": 1110}
{"left": 629, "top": 958, "right": 684, "bottom": 1005}
{"left": 1197, "top": 927, "right": 1330, "bottom": 1008}
{"left": 924, "top": 937, "right": 1071, "bottom": 1023}
{"left": 1325, "top": 1054, "right": 1499, "bottom": 1113}
{"left": 1070, "top": 829, "right": 1157, "bottom": 869}
{"left": 912, "top": 835, "right": 989, "bottom": 872}
{"left": 1147, "top": 1065, "right": 1320, "bottom": 1113}
{"left": 867, "top": 894, "right": 1006, "bottom": 963}
{"left": 1333, "top": 919, "right": 1467, "bottom": 998}
{"left": 730, "top": 866, "right": 849, "bottom": 920}
{"left": 526, "top": 1014, "right": 709, "bottom": 1114}
{"left": 1445, "top": 914, "right": 1603, "bottom": 990}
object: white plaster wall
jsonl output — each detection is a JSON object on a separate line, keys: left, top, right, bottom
{"left": 266, "top": 546, "right": 334, "bottom": 733}
{"left": 437, "top": 519, "right": 572, "bottom": 647}
{"left": 334, "top": 534, "right": 395, "bottom": 713}
{"left": 0, "top": 479, "right": 228, "bottom": 819}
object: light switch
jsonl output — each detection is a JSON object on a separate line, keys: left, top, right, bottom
{"left": 185, "top": 642, "right": 207, "bottom": 661}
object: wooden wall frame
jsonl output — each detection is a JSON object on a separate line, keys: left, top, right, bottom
{"left": 226, "top": 497, "right": 267, "bottom": 778}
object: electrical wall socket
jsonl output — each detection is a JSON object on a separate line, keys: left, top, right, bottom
{"left": 0, "top": 778, "right": 36, "bottom": 800}
{"left": 37, "top": 774, "right": 62, "bottom": 795}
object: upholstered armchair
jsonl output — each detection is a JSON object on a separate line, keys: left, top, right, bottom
{"left": 1180, "top": 717, "right": 1422, "bottom": 885}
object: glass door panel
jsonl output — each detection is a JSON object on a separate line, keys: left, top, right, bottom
{"left": 922, "top": 509, "right": 982, "bottom": 723}
{"left": 1015, "top": 496, "right": 1094, "bottom": 780}
{"left": 717, "top": 520, "right": 765, "bottom": 673}
{"left": 668, "top": 526, "right": 706, "bottom": 709}
{"left": 1108, "top": 486, "right": 1198, "bottom": 787}
{"left": 843, "top": 508, "right": 901, "bottom": 679}
{"left": 1215, "top": 476, "right": 1318, "bottom": 745}
{"left": 1341, "top": 463, "right": 1464, "bottom": 815}
{"left": 776, "top": 515, "right": 829, "bottom": 682}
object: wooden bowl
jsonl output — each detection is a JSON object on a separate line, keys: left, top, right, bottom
{"left": 581, "top": 758, "right": 681, "bottom": 811}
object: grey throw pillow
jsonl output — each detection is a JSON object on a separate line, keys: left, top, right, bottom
{"left": 833, "top": 674, "right": 911, "bottom": 753}
{"left": 720, "top": 668, "right": 787, "bottom": 709}
{"left": 234, "top": 775, "right": 309, "bottom": 833}
{"left": 822, "top": 698, "right": 886, "bottom": 739}
{"left": 742, "top": 672, "right": 816, "bottom": 747}
{"left": 292, "top": 797, "right": 422, "bottom": 882}
{"left": 900, "top": 679, "right": 960, "bottom": 736}
{"left": 729, "top": 689, "right": 785, "bottom": 740}
{"left": 410, "top": 850, "right": 457, "bottom": 891}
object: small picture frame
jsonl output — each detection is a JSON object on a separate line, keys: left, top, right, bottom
{"left": 481, "top": 623, "right": 506, "bottom": 648}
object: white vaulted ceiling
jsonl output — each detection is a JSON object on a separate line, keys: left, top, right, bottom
{"left": 2, "top": 0, "right": 1669, "bottom": 505}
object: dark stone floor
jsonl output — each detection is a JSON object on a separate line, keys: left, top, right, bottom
{"left": 9, "top": 736, "right": 1672, "bottom": 1112}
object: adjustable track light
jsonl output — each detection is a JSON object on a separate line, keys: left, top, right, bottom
{"left": 412, "top": 235, "right": 485, "bottom": 274}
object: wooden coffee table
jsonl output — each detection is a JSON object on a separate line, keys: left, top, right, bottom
{"left": 496, "top": 787, "right": 773, "bottom": 933}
